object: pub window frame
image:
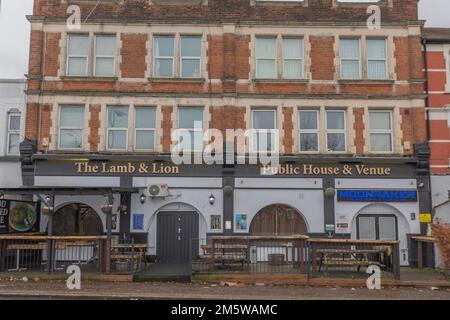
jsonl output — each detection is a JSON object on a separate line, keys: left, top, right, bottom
{"left": 180, "top": 35, "right": 202, "bottom": 78}
{"left": 134, "top": 106, "right": 157, "bottom": 151}
{"left": 282, "top": 37, "right": 304, "bottom": 79}
{"left": 93, "top": 34, "right": 117, "bottom": 77}
{"left": 368, "top": 110, "right": 394, "bottom": 153}
{"left": 58, "top": 105, "right": 85, "bottom": 150}
{"left": 255, "top": 37, "right": 278, "bottom": 79}
{"left": 210, "top": 215, "right": 222, "bottom": 232}
{"left": 177, "top": 106, "right": 204, "bottom": 152}
{"left": 66, "top": 34, "right": 89, "bottom": 77}
{"left": 356, "top": 214, "right": 398, "bottom": 241}
{"left": 325, "top": 110, "right": 347, "bottom": 153}
{"left": 339, "top": 38, "right": 362, "bottom": 80}
{"left": 106, "top": 106, "right": 129, "bottom": 151}
{"left": 153, "top": 35, "right": 175, "bottom": 78}
{"left": 298, "top": 109, "right": 320, "bottom": 153}
{"left": 366, "top": 38, "right": 388, "bottom": 80}
{"left": 251, "top": 109, "right": 278, "bottom": 153}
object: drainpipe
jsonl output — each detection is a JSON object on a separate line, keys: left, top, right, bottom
{"left": 422, "top": 38, "right": 431, "bottom": 141}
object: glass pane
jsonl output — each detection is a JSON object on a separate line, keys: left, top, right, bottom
{"left": 68, "top": 35, "right": 89, "bottom": 55}
{"left": 135, "top": 130, "right": 155, "bottom": 150}
{"left": 253, "top": 111, "right": 275, "bottom": 129}
{"left": 154, "top": 58, "right": 173, "bottom": 77}
{"left": 340, "top": 39, "right": 360, "bottom": 59}
{"left": 135, "top": 108, "right": 156, "bottom": 129}
{"left": 284, "top": 60, "right": 302, "bottom": 79}
{"left": 253, "top": 131, "right": 275, "bottom": 152}
{"left": 368, "top": 60, "right": 387, "bottom": 79}
{"left": 327, "top": 111, "right": 345, "bottom": 130}
{"left": 370, "top": 133, "right": 392, "bottom": 152}
{"left": 370, "top": 112, "right": 391, "bottom": 130}
{"left": 67, "top": 57, "right": 87, "bottom": 76}
{"left": 327, "top": 133, "right": 345, "bottom": 151}
{"left": 60, "top": 106, "right": 84, "bottom": 128}
{"left": 95, "top": 35, "right": 116, "bottom": 56}
{"left": 379, "top": 216, "right": 396, "bottom": 240}
{"left": 108, "top": 107, "right": 128, "bottom": 128}
{"left": 8, "top": 133, "right": 20, "bottom": 154}
{"left": 181, "top": 59, "right": 201, "bottom": 77}
{"left": 283, "top": 38, "right": 303, "bottom": 59}
{"left": 193, "top": 130, "right": 203, "bottom": 150}
{"left": 155, "top": 36, "right": 174, "bottom": 56}
{"left": 256, "top": 38, "right": 276, "bottom": 58}
{"left": 60, "top": 129, "right": 83, "bottom": 149}
{"left": 179, "top": 108, "right": 203, "bottom": 129}
{"left": 95, "top": 57, "right": 115, "bottom": 76}
{"left": 358, "top": 216, "right": 376, "bottom": 240}
{"left": 341, "top": 60, "right": 360, "bottom": 79}
{"left": 181, "top": 36, "right": 201, "bottom": 57}
{"left": 257, "top": 59, "right": 276, "bottom": 78}
{"left": 9, "top": 115, "right": 20, "bottom": 130}
{"left": 367, "top": 39, "right": 386, "bottom": 60}
{"left": 108, "top": 130, "right": 127, "bottom": 149}
{"left": 300, "top": 133, "right": 318, "bottom": 151}
{"left": 299, "top": 111, "right": 318, "bottom": 130}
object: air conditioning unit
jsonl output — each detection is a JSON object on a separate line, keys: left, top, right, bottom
{"left": 147, "top": 184, "right": 169, "bottom": 198}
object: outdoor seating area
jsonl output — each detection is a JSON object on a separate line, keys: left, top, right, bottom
{"left": 191, "top": 236, "right": 401, "bottom": 280}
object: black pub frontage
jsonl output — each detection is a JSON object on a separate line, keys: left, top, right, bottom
{"left": 0, "top": 148, "right": 432, "bottom": 273}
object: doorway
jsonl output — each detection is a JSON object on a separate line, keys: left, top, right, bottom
{"left": 156, "top": 211, "right": 199, "bottom": 263}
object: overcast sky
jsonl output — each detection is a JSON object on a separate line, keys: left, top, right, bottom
{"left": 0, "top": 0, "right": 449, "bottom": 79}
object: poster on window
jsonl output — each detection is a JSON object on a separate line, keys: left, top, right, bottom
{"left": 0, "top": 200, "right": 40, "bottom": 234}
{"left": 235, "top": 214, "right": 248, "bottom": 231}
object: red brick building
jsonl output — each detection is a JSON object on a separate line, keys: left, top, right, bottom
{"left": 18, "top": 0, "right": 431, "bottom": 267}
{"left": 423, "top": 28, "right": 450, "bottom": 209}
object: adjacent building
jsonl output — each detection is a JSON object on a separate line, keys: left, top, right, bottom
{"left": 17, "top": 0, "right": 430, "bottom": 266}
{"left": 0, "top": 79, "right": 26, "bottom": 193}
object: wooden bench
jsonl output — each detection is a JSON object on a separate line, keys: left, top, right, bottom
{"left": 200, "top": 244, "right": 247, "bottom": 269}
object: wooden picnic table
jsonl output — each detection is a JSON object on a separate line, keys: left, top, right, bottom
{"left": 317, "top": 247, "right": 388, "bottom": 272}
{"left": 111, "top": 243, "right": 148, "bottom": 271}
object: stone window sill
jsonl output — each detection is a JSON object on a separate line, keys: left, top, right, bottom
{"left": 253, "top": 78, "right": 308, "bottom": 83}
{"left": 61, "top": 76, "right": 118, "bottom": 82}
{"left": 148, "top": 77, "right": 205, "bottom": 83}
{"left": 338, "top": 79, "right": 395, "bottom": 85}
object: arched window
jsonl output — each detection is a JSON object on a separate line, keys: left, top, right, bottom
{"left": 52, "top": 203, "right": 103, "bottom": 235}
{"left": 250, "top": 204, "right": 307, "bottom": 235}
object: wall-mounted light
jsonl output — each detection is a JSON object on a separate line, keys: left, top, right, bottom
{"left": 140, "top": 193, "right": 146, "bottom": 204}
{"left": 209, "top": 194, "right": 216, "bottom": 205}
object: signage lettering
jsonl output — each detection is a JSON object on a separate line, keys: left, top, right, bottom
{"left": 262, "top": 164, "right": 392, "bottom": 176}
{"left": 75, "top": 162, "right": 180, "bottom": 175}
{"left": 337, "top": 190, "right": 417, "bottom": 202}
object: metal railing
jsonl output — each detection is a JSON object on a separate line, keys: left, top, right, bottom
{"left": 0, "top": 235, "right": 108, "bottom": 274}
{"left": 191, "top": 235, "right": 308, "bottom": 274}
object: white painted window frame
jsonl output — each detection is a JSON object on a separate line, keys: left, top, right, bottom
{"left": 153, "top": 35, "right": 175, "bottom": 78}
{"left": 366, "top": 38, "right": 388, "bottom": 80}
{"left": 369, "top": 110, "right": 394, "bottom": 153}
{"left": 340, "top": 38, "right": 361, "bottom": 80}
{"left": 298, "top": 110, "right": 320, "bottom": 153}
{"left": 282, "top": 37, "right": 304, "bottom": 79}
{"left": 66, "top": 34, "right": 89, "bottom": 77}
{"left": 180, "top": 35, "right": 202, "bottom": 78}
{"left": 58, "top": 105, "right": 85, "bottom": 150}
{"left": 177, "top": 107, "right": 204, "bottom": 152}
{"left": 134, "top": 106, "right": 156, "bottom": 151}
{"left": 93, "top": 34, "right": 117, "bottom": 77}
{"left": 106, "top": 106, "right": 129, "bottom": 151}
{"left": 251, "top": 109, "right": 278, "bottom": 153}
{"left": 255, "top": 37, "right": 277, "bottom": 79}
{"left": 6, "top": 112, "right": 21, "bottom": 155}
{"left": 325, "top": 110, "right": 347, "bottom": 153}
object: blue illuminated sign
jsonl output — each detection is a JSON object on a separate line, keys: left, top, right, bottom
{"left": 337, "top": 190, "right": 417, "bottom": 202}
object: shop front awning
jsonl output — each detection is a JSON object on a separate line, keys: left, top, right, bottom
{"left": 0, "top": 186, "right": 139, "bottom": 196}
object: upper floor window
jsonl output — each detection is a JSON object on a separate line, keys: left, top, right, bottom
{"left": 251, "top": 109, "right": 277, "bottom": 153}
{"left": 326, "top": 110, "right": 346, "bottom": 152}
{"left": 154, "top": 36, "right": 175, "bottom": 77}
{"left": 66, "top": 34, "right": 89, "bottom": 76}
{"left": 340, "top": 39, "right": 361, "bottom": 80}
{"left": 367, "top": 39, "right": 388, "bottom": 80}
{"left": 369, "top": 111, "right": 393, "bottom": 152}
{"left": 256, "top": 37, "right": 277, "bottom": 79}
{"left": 7, "top": 113, "right": 21, "bottom": 155}
{"left": 298, "top": 110, "right": 319, "bottom": 152}
{"left": 178, "top": 107, "right": 204, "bottom": 151}
{"left": 283, "top": 38, "right": 304, "bottom": 79}
{"left": 107, "top": 106, "right": 129, "bottom": 150}
{"left": 154, "top": 35, "right": 202, "bottom": 78}
{"left": 94, "top": 35, "right": 117, "bottom": 77}
{"left": 134, "top": 107, "right": 156, "bottom": 151}
{"left": 181, "top": 36, "right": 202, "bottom": 78}
{"left": 58, "top": 106, "right": 84, "bottom": 149}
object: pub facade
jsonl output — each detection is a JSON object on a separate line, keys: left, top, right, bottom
{"left": 18, "top": 0, "right": 430, "bottom": 267}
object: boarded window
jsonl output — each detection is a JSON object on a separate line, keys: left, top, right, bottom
{"left": 250, "top": 204, "right": 307, "bottom": 235}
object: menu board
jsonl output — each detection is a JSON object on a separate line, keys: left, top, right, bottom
{"left": 0, "top": 200, "right": 40, "bottom": 233}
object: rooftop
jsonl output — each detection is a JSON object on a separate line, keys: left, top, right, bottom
{"left": 423, "top": 28, "right": 450, "bottom": 43}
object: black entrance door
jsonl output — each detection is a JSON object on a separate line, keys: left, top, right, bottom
{"left": 157, "top": 211, "right": 199, "bottom": 263}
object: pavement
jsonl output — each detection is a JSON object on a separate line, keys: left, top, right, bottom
{"left": 0, "top": 280, "right": 449, "bottom": 300}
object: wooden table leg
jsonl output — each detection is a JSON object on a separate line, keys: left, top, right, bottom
{"left": 417, "top": 241, "right": 423, "bottom": 269}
